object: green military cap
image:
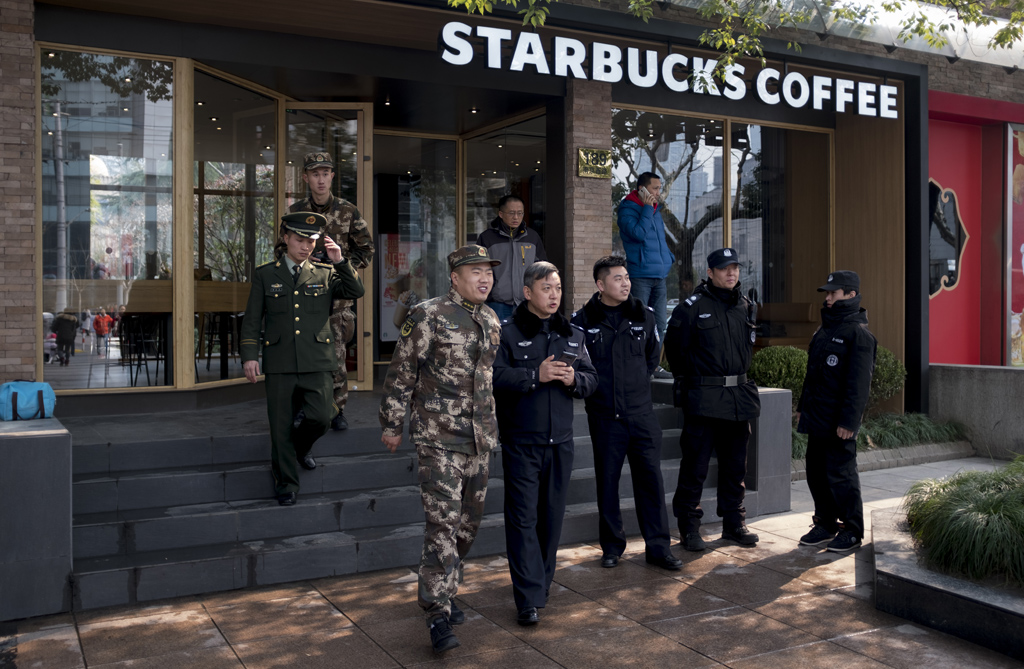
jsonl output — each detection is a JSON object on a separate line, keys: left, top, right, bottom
{"left": 447, "top": 244, "right": 501, "bottom": 271}
{"left": 303, "top": 151, "right": 334, "bottom": 171}
{"left": 281, "top": 211, "right": 326, "bottom": 239}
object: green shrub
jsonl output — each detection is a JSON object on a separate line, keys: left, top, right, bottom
{"left": 749, "top": 346, "right": 807, "bottom": 411}
{"left": 903, "top": 456, "right": 1024, "bottom": 586}
{"left": 792, "top": 429, "right": 807, "bottom": 459}
{"left": 869, "top": 345, "right": 906, "bottom": 412}
{"left": 860, "top": 413, "right": 969, "bottom": 450}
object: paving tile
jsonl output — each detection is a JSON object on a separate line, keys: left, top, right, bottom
{"left": 310, "top": 566, "right": 417, "bottom": 593}
{"left": 0, "top": 612, "right": 75, "bottom": 635}
{"left": 682, "top": 561, "right": 823, "bottom": 606}
{"left": 74, "top": 596, "right": 204, "bottom": 625}
{"left": 233, "top": 628, "right": 398, "bottom": 668}
{"left": 1, "top": 625, "right": 85, "bottom": 669}
{"left": 316, "top": 572, "right": 421, "bottom": 624}
{"left": 585, "top": 578, "right": 733, "bottom": 623}
{"left": 669, "top": 547, "right": 755, "bottom": 582}
{"left": 726, "top": 639, "right": 891, "bottom": 668}
{"left": 205, "top": 594, "right": 352, "bottom": 644}
{"left": 405, "top": 644, "right": 561, "bottom": 668}
{"left": 89, "top": 646, "right": 243, "bottom": 668}
{"left": 834, "top": 623, "right": 1024, "bottom": 669}
{"left": 78, "top": 609, "right": 226, "bottom": 666}
{"left": 199, "top": 583, "right": 319, "bottom": 608}
{"left": 788, "top": 552, "right": 875, "bottom": 590}
{"left": 552, "top": 543, "right": 605, "bottom": 565}
{"left": 752, "top": 590, "right": 904, "bottom": 639}
{"left": 703, "top": 532, "right": 798, "bottom": 563}
{"left": 534, "top": 625, "right": 722, "bottom": 668}
{"left": 647, "top": 606, "right": 820, "bottom": 663}
{"left": 360, "top": 607, "right": 525, "bottom": 666}
{"left": 550, "top": 557, "right": 667, "bottom": 594}
{"left": 477, "top": 596, "right": 638, "bottom": 643}
{"left": 748, "top": 510, "right": 816, "bottom": 533}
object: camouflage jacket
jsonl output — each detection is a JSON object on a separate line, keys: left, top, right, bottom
{"left": 379, "top": 288, "right": 501, "bottom": 455}
{"left": 288, "top": 194, "right": 375, "bottom": 270}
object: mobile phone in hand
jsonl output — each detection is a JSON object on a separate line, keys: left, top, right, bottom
{"left": 556, "top": 350, "right": 578, "bottom": 367}
{"left": 639, "top": 186, "right": 651, "bottom": 200}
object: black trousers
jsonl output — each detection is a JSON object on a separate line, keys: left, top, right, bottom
{"left": 502, "top": 440, "right": 573, "bottom": 611}
{"left": 805, "top": 433, "right": 864, "bottom": 539}
{"left": 588, "top": 412, "right": 673, "bottom": 559}
{"left": 672, "top": 415, "right": 750, "bottom": 533}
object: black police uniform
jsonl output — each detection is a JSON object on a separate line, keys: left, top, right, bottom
{"left": 570, "top": 293, "right": 675, "bottom": 561}
{"left": 493, "top": 303, "right": 597, "bottom": 612}
{"left": 665, "top": 280, "right": 760, "bottom": 535}
{"left": 797, "top": 294, "right": 876, "bottom": 539}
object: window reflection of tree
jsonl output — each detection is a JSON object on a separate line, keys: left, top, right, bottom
{"left": 928, "top": 180, "right": 968, "bottom": 296}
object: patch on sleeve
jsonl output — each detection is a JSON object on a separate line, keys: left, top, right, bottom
{"left": 400, "top": 316, "right": 417, "bottom": 338}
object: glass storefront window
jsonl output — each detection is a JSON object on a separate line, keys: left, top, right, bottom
{"left": 465, "top": 116, "right": 546, "bottom": 243}
{"left": 374, "top": 135, "right": 457, "bottom": 357}
{"left": 41, "top": 49, "right": 174, "bottom": 389}
{"left": 611, "top": 109, "right": 725, "bottom": 304}
{"left": 193, "top": 71, "right": 276, "bottom": 383}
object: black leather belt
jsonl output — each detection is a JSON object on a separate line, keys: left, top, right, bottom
{"left": 691, "top": 374, "right": 747, "bottom": 387}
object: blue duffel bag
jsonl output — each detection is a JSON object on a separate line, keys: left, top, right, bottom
{"left": 0, "top": 381, "right": 57, "bottom": 421}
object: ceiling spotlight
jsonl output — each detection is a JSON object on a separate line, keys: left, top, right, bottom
{"left": 536, "top": 160, "right": 541, "bottom": 164}
{"left": 124, "top": 77, "right": 131, "bottom": 82}
{"left": 196, "top": 101, "right": 204, "bottom": 106}
{"left": 216, "top": 127, "right": 222, "bottom": 131}
{"left": 287, "top": 160, "right": 293, "bottom": 164}
{"left": 48, "top": 52, "right": 55, "bottom": 57}
{"left": 407, "top": 170, "right": 412, "bottom": 175}
{"left": 123, "top": 107, "right": 128, "bottom": 111}
{"left": 265, "top": 145, "right": 271, "bottom": 149}
{"left": 210, "top": 116, "right": 218, "bottom": 121}
{"left": 469, "top": 107, "right": 478, "bottom": 114}
{"left": 161, "top": 153, "right": 165, "bottom": 157}
{"left": 47, "top": 131, "right": 53, "bottom": 135}
{"left": 385, "top": 95, "right": 391, "bottom": 106}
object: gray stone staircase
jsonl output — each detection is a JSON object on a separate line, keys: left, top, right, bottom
{"left": 69, "top": 402, "right": 696, "bottom": 610}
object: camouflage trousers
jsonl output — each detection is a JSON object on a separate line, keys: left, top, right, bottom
{"left": 329, "top": 300, "right": 357, "bottom": 410}
{"left": 416, "top": 443, "right": 490, "bottom": 622}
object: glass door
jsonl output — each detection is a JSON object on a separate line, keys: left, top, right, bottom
{"left": 282, "top": 103, "right": 374, "bottom": 390}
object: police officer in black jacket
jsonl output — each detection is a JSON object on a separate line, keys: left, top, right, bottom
{"left": 796, "top": 270, "right": 877, "bottom": 553}
{"left": 571, "top": 255, "right": 682, "bottom": 571}
{"left": 493, "top": 261, "right": 598, "bottom": 627}
{"left": 665, "top": 248, "right": 761, "bottom": 551}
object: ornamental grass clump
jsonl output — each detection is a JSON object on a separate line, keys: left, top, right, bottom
{"left": 903, "top": 456, "right": 1024, "bottom": 587}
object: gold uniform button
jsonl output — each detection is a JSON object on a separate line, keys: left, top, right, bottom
{"left": 295, "top": 316, "right": 300, "bottom": 321}
{"left": 326, "top": 338, "right": 331, "bottom": 343}
{"left": 295, "top": 329, "right": 300, "bottom": 335}
{"left": 294, "top": 290, "right": 299, "bottom": 295}
{"left": 294, "top": 304, "right": 300, "bottom": 308}
{"left": 265, "top": 340, "right": 270, "bottom": 345}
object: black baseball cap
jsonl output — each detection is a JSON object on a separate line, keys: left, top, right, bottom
{"left": 707, "top": 248, "right": 741, "bottom": 269}
{"left": 818, "top": 270, "right": 861, "bottom": 292}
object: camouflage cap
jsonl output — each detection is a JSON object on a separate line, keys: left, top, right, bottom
{"left": 281, "top": 211, "right": 326, "bottom": 239}
{"left": 447, "top": 245, "right": 501, "bottom": 271}
{"left": 303, "top": 151, "right": 334, "bottom": 171}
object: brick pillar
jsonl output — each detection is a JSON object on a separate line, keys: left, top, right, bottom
{"left": 564, "top": 79, "right": 613, "bottom": 313}
{"left": 0, "top": 0, "right": 37, "bottom": 382}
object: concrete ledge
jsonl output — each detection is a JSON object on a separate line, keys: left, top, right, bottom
{"left": 872, "top": 508, "right": 1024, "bottom": 661}
{"left": 791, "top": 441, "right": 976, "bottom": 481}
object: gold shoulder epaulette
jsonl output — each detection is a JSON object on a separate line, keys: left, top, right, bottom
{"left": 256, "top": 260, "right": 275, "bottom": 269}
{"left": 312, "top": 260, "right": 333, "bottom": 268}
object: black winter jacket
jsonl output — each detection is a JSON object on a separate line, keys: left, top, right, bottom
{"left": 493, "top": 303, "right": 598, "bottom": 445}
{"left": 665, "top": 281, "right": 761, "bottom": 421}
{"left": 477, "top": 218, "right": 547, "bottom": 306}
{"left": 797, "top": 296, "right": 877, "bottom": 437}
{"left": 571, "top": 293, "right": 661, "bottom": 418}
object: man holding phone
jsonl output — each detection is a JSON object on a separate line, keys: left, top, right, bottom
{"left": 571, "top": 256, "right": 682, "bottom": 571}
{"left": 493, "top": 261, "right": 598, "bottom": 626}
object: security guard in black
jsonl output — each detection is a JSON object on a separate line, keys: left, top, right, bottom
{"left": 665, "top": 248, "right": 760, "bottom": 548}
{"left": 241, "top": 212, "right": 365, "bottom": 505}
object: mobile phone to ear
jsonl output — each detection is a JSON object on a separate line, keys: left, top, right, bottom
{"left": 639, "top": 186, "right": 651, "bottom": 199}
{"left": 556, "top": 350, "right": 578, "bottom": 366}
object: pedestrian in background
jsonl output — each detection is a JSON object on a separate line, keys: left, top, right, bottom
{"left": 571, "top": 255, "right": 682, "bottom": 572}
{"left": 478, "top": 194, "right": 547, "bottom": 321}
{"left": 379, "top": 245, "right": 502, "bottom": 655}
{"left": 665, "top": 248, "right": 761, "bottom": 551}
{"left": 494, "top": 261, "right": 597, "bottom": 627}
{"left": 797, "top": 270, "right": 877, "bottom": 553}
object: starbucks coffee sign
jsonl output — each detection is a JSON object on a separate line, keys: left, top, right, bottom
{"left": 440, "top": 21, "right": 899, "bottom": 119}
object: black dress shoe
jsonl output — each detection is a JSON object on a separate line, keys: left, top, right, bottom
{"left": 600, "top": 553, "right": 620, "bottom": 568}
{"left": 331, "top": 413, "right": 348, "bottom": 431}
{"left": 646, "top": 554, "right": 683, "bottom": 571}
{"left": 299, "top": 453, "right": 317, "bottom": 470}
{"left": 292, "top": 409, "right": 306, "bottom": 430}
{"left": 517, "top": 607, "right": 539, "bottom": 626}
{"left": 723, "top": 525, "right": 759, "bottom": 546}
{"left": 449, "top": 601, "right": 465, "bottom": 625}
{"left": 277, "top": 492, "right": 297, "bottom": 506}
{"left": 429, "top": 616, "right": 460, "bottom": 654}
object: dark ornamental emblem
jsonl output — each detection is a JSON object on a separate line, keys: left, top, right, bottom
{"left": 928, "top": 179, "right": 970, "bottom": 297}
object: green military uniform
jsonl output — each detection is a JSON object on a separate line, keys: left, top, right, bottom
{"left": 379, "top": 245, "right": 502, "bottom": 624}
{"left": 242, "top": 212, "right": 365, "bottom": 499}
{"left": 287, "top": 151, "right": 375, "bottom": 416}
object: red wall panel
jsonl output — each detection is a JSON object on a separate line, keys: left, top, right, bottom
{"left": 928, "top": 120, "right": 982, "bottom": 364}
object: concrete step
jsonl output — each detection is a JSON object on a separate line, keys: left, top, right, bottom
{"left": 71, "top": 429, "right": 684, "bottom": 515}
{"left": 72, "top": 457, "right": 702, "bottom": 560}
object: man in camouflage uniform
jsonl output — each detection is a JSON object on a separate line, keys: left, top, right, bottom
{"left": 379, "top": 245, "right": 502, "bottom": 654}
{"left": 287, "top": 151, "right": 375, "bottom": 430}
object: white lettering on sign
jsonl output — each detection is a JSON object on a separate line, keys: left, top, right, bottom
{"left": 437, "top": 23, "right": 900, "bottom": 119}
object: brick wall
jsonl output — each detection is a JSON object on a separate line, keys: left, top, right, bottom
{"left": 0, "top": 0, "right": 37, "bottom": 382}
{"left": 564, "top": 79, "right": 614, "bottom": 313}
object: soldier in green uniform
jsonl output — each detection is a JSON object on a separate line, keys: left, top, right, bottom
{"left": 242, "top": 212, "right": 365, "bottom": 506}
{"left": 286, "top": 151, "right": 375, "bottom": 431}
{"left": 379, "top": 245, "right": 502, "bottom": 654}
